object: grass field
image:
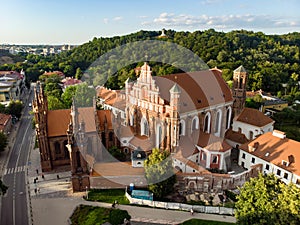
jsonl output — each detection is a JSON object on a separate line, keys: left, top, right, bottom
{"left": 86, "top": 189, "right": 130, "bottom": 204}
{"left": 70, "top": 205, "right": 131, "bottom": 225}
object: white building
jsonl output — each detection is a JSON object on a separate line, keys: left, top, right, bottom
{"left": 232, "top": 107, "right": 274, "bottom": 141}
{"left": 238, "top": 130, "right": 300, "bottom": 187}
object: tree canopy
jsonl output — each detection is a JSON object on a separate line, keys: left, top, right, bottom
{"left": 7, "top": 100, "right": 23, "bottom": 119}
{"left": 0, "top": 132, "right": 8, "bottom": 152}
{"left": 144, "top": 148, "right": 176, "bottom": 199}
{"left": 235, "top": 173, "right": 300, "bottom": 225}
{"left": 0, "top": 179, "right": 8, "bottom": 195}
{"left": 1, "top": 29, "right": 299, "bottom": 98}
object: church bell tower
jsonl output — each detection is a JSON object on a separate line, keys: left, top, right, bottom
{"left": 232, "top": 65, "right": 247, "bottom": 117}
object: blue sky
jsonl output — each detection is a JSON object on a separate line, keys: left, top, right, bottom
{"left": 1, "top": 0, "right": 299, "bottom": 45}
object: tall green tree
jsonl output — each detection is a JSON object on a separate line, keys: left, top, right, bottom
{"left": 144, "top": 148, "right": 176, "bottom": 199}
{"left": 0, "top": 132, "right": 8, "bottom": 152}
{"left": 74, "top": 83, "right": 96, "bottom": 107}
{"left": 7, "top": 100, "right": 23, "bottom": 119}
{"left": 0, "top": 179, "right": 8, "bottom": 195}
{"left": 47, "top": 96, "right": 65, "bottom": 110}
{"left": 61, "top": 85, "right": 78, "bottom": 108}
{"left": 0, "top": 103, "right": 6, "bottom": 114}
{"left": 236, "top": 173, "right": 300, "bottom": 225}
{"left": 75, "top": 67, "right": 83, "bottom": 79}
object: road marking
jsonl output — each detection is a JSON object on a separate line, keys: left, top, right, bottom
{"left": 5, "top": 166, "right": 27, "bottom": 174}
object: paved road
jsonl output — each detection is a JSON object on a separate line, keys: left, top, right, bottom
{"left": 0, "top": 90, "right": 34, "bottom": 225}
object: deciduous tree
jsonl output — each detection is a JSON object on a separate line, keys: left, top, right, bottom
{"left": 144, "top": 148, "right": 176, "bottom": 199}
{"left": 0, "top": 132, "right": 8, "bottom": 152}
{"left": 235, "top": 173, "right": 300, "bottom": 225}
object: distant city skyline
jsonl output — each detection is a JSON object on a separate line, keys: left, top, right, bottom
{"left": 1, "top": 0, "right": 299, "bottom": 45}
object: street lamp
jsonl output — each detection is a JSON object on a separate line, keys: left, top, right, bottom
{"left": 86, "top": 186, "right": 88, "bottom": 200}
{"left": 282, "top": 83, "right": 287, "bottom": 96}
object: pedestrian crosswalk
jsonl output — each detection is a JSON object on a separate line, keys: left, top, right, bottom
{"left": 4, "top": 166, "right": 26, "bottom": 175}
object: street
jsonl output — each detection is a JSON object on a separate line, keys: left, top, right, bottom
{"left": 0, "top": 90, "right": 34, "bottom": 225}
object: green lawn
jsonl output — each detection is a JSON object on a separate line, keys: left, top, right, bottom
{"left": 70, "top": 205, "right": 131, "bottom": 225}
{"left": 181, "top": 219, "right": 235, "bottom": 225}
{"left": 86, "top": 189, "right": 130, "bottom": 204}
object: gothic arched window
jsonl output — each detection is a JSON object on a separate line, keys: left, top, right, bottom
{"left": 179, "top": 119, "right": 186, "bottom": 136}
{"left": 191, "top": 116, "right": 199, "bottom": 133}
{"left": 109, "top": 132, "right": 114, "bottom": 141}
{"left": 63, "top": 140, "right": 69, "bottom": 159}
{"left": 55, "top": 141, "right": 61, "bottom": 155}
{"left": 214, "top": 109, "right": 222, "bottom": 137}
{"left": 226, "top": 107, "right": 232, "bottom": 129}
{"left": 156, "top": 124, "right": 162, "bottom": 148}
{"left": 204, "top": 112, "right": 211, "bottom": 133}
{"left": 141, "top": 117, "right": 149, "bottom": 136}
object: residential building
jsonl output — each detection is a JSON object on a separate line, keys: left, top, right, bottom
{"left": 238, "top": 130, "right": 300, "bottom": 187}
{"left": 260, "top": 99, "right": 288, "bottom": 113}
{"left": 0, "top": 71, "right": 24, "bottom": 105}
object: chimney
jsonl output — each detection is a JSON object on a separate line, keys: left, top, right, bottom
{"left": 248, "top": 142, "right": 259, "bottom": 152}
{"left": 272, "top": 130, "right": 286, "bottom": 139}
{"left": 288, "top": 155, "right": 295, "bottom": 164}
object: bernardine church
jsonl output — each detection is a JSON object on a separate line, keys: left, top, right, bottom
{"left": 34, "top": 62, "right": 248, "bottom": 191}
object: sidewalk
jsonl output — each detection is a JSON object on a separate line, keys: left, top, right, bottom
{"left": 31, "top": 197, "right": 236, "bottom": 225}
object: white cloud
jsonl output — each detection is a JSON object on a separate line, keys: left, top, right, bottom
{"left": 142, "top": 13, "right": 300, "bottom": 30}
{"left": 113, "top": 16, "right": 123, "bottom": 21}
{"left": 200, "top": 0, "right": 224, "bottom": 5}
{"left": 103, "top": 18, "right": 109, "bottom": 24}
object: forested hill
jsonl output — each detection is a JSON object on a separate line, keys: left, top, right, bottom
{"left": 2, "top": 29, "right": 300, "bottom": 94}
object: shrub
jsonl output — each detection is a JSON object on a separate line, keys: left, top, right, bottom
{"left": 109, "top": 208, "right": 131, "bottom": 225}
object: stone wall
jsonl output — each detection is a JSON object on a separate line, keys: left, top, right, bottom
{"left": 176, "top": 164, "right": 262, "bottom": 193}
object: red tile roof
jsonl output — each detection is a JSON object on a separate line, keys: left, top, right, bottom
{"left": 62, "top": 77, "right": 82, "bottom": 87}
{"left": 78, "top": 107, "right": 97, "bottom": 133}
{"left": 97, "top": 110, "right": 113, "bottom": 130}
{"left": 153, "top": 68, "right": 233, "bottom": 112}
{"left": 0, "top": 113, "right": 11, "bottom": 132}
{"left": 235, "top": 107, "right": 274, "bottom": 127}
{"left": 197, "top": 131, "right": 232, "bottom": 152}
{"left": 129, "top": 135, "right": 154, "bottom": 152}
{"left": 225, "top": 129, "right": 249, "bottom": 144}
{"left": 47, "top": 109, "right": 70, "bottom": 137}
{"left": 43, "top": 71, "right": 65, "bottom": 77}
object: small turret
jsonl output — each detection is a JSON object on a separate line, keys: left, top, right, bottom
{"left": 169, "top": 83, "right": 181, "bottom": 110}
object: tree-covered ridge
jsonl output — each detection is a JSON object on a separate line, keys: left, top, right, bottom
{"left": 1, "top": 29, "right": 299, "bottom": 94}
